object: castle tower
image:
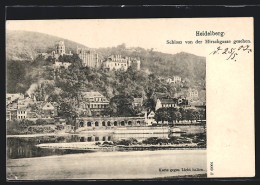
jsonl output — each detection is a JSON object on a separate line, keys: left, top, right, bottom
{"left": 55, "top": 41, "right": 66, "bottom": 55}
{"left": 132, "top": 59, "right": 141, "bottom": 70}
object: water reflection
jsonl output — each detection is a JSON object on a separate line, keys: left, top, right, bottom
{"left": 7, "top": 130, "right": 205, "bottom": 159}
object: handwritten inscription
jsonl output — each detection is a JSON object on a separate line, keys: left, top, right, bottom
{"left": 209, "top": 45, "right": 252, "bottom": 61}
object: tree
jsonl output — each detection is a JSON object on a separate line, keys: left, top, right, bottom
{"left": 109, "top": 95, "right": 135, "bottom": 116}
{"left": 59, "top": 102, "right": 78, "bottom": 119}
{"left": 155, "top": 107, "right": 169, "bottom": 124}
{"left": 185, "top": 109, "right": 196, "bottom": 123}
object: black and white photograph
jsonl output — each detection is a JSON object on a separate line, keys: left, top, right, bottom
{"left": 6, "top": 17, "right": 253, "bottom": 180}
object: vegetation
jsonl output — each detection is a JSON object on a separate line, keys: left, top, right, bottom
{"left": 95, "top": 133, "right": 206, "bottom": 148}
{"left": 6, "top": 31, "right": 206, "bottom": 122}
{"left": 154, "top": 107, "right": 206, "bottom": 124}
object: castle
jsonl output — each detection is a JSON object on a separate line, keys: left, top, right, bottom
{"left": 76, "top": 49, "right": 141, "bottom": 71}
{"left": 102, "top": 55, "right": 140, "bottom": 71}
{"left": 40, "top": 41, "right": 141, "bottom": 71}
{"left": 77, "top": 47, "right": 102, "bottom": 68}
{"left": 51, "top": 41, "right": 73, "bottom": 59}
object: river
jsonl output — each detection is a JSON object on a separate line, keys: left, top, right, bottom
{"left": 6, "top": 132, "right": 207, "bottom": 180}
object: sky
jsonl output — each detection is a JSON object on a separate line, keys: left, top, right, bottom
{"left": 6, "top": 19, "right": 223, "bottom": 56}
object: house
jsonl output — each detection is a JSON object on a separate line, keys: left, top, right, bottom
{"left": 173, "top": 76, "right": 182, "bottom": 83}
{"left": 17, "top": 107, "right": 27, "bottom": 120}
{"left": 80, "top": 91, "right": 109, "bottom": 116}
{"left": 188, "top": 89, "right": 199, "bottom": 100}
{"left": 41, "top": 102, "right": 58, "bottom": 118}
{"left": 6, "top": 111, "right": 11, "bottom": 121}
{"left": 155, "top": 98, "right": 178, "bottom": 111}
{"left": 6, "top": 102, "right": 18, "bottom": 120}
{"left": 133, "top": 98, "right": 143, "bottom": 107}
{"left": 177, "top": 96, "right": 189, "bottom": 107}
{"left": 6, "top": 93, "right": 24, "bottom": 105}
{"left": 146, "top": 111, "right": 155, "bottom": 125}
{"left": 17, "top": 97, "right": 35, "bottom": 109}
{"left": 166, "top": 76, "right": 182, "bottom": 84}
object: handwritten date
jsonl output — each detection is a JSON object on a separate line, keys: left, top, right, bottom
{"left": 209, "top": 45, "right": 252, "bottom": 61}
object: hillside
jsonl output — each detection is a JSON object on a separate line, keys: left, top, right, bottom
{"left": 96, "top": 45, "right": 206, "bottom": 81}
{"left": 6, "top": 30, "right": 87, "bottom": 61}
{"left": 6, "top": 30, "right": 206, "bottom": 83}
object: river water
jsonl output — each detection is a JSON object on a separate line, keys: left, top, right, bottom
{"left": 6, "top": 131, "right": 207, "bottom": 180}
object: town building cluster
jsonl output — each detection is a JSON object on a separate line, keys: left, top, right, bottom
{"left": 10, "top": 41, "right": 206, "bottom": 127}
{"left": 6, "top": 93, "right": 58, "bottom": 121}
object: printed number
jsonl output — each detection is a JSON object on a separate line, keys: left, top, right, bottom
{"left": 210, "top": 162, "right": 214, "bottom": 175}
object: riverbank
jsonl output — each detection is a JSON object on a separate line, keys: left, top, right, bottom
{"left": 6, "top": 133, "right": 71, "bottom": 138}
{"left": 36, "top": 141, "right": 205, "bottom": 151}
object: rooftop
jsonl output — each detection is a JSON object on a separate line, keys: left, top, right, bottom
{"left": 159, "top": 98, "right": 177, "bottom": 104}
{"left": 82, "top": 91, "right": 104, "bottom": 98}
{"left": 133, "top": 98, "right": 143, "bottom": 104}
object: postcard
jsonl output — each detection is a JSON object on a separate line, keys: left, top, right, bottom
{"left": 6, "top": 18, "right": 254, "bottom": 180}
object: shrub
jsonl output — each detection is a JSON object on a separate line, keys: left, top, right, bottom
{"left": 36, "top": 119, "right": 48, "bottom": 125}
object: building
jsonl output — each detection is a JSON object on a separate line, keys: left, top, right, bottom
{"left": 76, "top": 116, "right": 146, "bottom": 129}
{"left": 102, "top": 55, "right": 140, "bottom": 71}
{"left": 146, "top": 111, "right": 155, "bottom": 125}
{"left": 41, "top": 102, "right": 58, "bottom": 118}
{"left": 173, "top": 76, "right": 182, "bottom": 83}
{"left": 17, "top": 107, "right": 27, "bottom": 120}
{"left": 6, "top": 93, "right": 24, "bottom": 105}
{"left": 53, "top": 61, "right": 72, "bottom": 69}
{"left": 166, "top": 76, "right": 182, "bottom": 84}
{"left": 188, "top": 89, "right": 199, "bottom": 100}
{"left": 133, "top": 98, "right": 143, "bottom": 107}
{"left": 17, "top": 97, "right": 35, "bottom": 109}
{"left": 80, "top": 91, "right": 109, "bottom": 116}
{"left": 155, "top": 98, "right": 178, "bottom": 111}
{"left": 6, "top": 101, "right": 18, "bottom": 120}
{"left": 77, "top": 47, "right": 101, "bottom": 68}
{"left": 50, "top": 41, "right": 73, "bottom": 59}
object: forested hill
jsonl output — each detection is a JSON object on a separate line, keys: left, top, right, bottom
{"left": 6, "top": 30, "right": 206, "bottom": 81}
{"left": 6, "top": 30, "right": 87, "bottom": 61}
{"left": 96, "top": 45, "right": 206, "bottom": 81}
